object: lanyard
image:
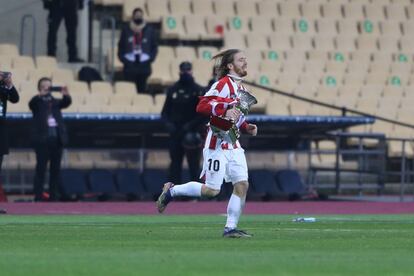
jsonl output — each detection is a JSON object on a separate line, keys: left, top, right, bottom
{"left": 133, "top": 31, "right": 142, "bottom": 50}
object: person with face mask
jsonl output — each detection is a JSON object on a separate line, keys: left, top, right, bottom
{"left": 29, "top": 77, "right": 71, "bottom": 202}
{"left": 161, "top": 62, "right": 207, "bottom": 185}
{"left": 117, "top": 7, "right": 158, "bottom": 93}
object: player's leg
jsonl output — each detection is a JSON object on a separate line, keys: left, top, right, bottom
{"left": 157, "top": 149, "right": 226, "bottom": 213}
{"left": 223, "top": 149, "right": 252, "bottom": 238}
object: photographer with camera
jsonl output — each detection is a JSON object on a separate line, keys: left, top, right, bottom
{"left": 0, "top": 72, "right": 19, "bottom": 174}
{"left": 29, "top": 77, "right": 71, "bottom": 202}
{"left": 161, "top": 62, "right": 207, "bottom": 184}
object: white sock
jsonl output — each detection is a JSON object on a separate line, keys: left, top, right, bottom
{"left": 225, "top": 194, "right": 242, "bottom": 229}
{"left": 170, "top": 181, "right": 202, "bottom": 197}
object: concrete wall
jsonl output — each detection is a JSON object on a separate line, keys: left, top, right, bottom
{"left": 0, "top": 0, "right": 88, "bottom": 61}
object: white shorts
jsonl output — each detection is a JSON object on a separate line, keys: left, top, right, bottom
{"left": 200, "top": 147, "right": 248, "bottom": 190}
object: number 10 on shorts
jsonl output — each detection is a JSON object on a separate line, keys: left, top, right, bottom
{"left": 207, "top": 159, "right": 220, "bottom": 172}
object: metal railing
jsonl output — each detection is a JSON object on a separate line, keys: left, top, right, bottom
{"left": 98, "top": 15, "right": 116, "bottom": 82}
{"left": 19, "top": 14, "right": 36, "bottom": 58}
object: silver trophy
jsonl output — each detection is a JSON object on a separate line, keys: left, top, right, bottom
{"left": 210, "top": 89, "right": 258, "bottom": 144}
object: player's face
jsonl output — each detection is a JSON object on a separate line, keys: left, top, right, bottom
{"left": 231, "top": 52, "right": 248, "bottom": 77}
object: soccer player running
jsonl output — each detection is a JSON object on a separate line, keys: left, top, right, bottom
{"left": 157, "top": 49, "right": 258, "bottom": 238}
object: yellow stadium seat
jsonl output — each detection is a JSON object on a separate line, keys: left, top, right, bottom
{"left": 380, "top": 20, "right": 402, "bottom": 36}
{"left": 273, "top": 18, "right": 295, "bottom": 35}
{"left": 161, "top": 15, "right": 185, "bottom": 39}
{"left": 147, "top": 0, "right": 169, "bottom": 22}
{"left": 235, "top": 0, "right": 258, "bottom": 17}
{"left": 313, "top": 35, "right": 335, "bottom": 51}
{"left": 343, "top": 3, "right": 364, "bottom": 20}
{"left": 169, "top": 0, "right": 191, "bottom": 15}
{"left": 51, "top": 68, "right": 74, "bottom": 83}
{"left": 269, "top": 34, "right": 291, "bottom": 51}
{"left": 224, "top": 31, "right": 246, "bottom": 49}
{"left": 192, "top": 0, "right": 214, "bottom": 16}
{"left": 378, "top": 35, "right": 400, "bottom": 53}
{"left": 0, "top": 43, "right": 19, "bottom": 56}
{"left": 245, "top": 33, "right": 269, "bottom": 50}
{"left": 291, "top": 35, "right": 313, "bottom": 51}
{"left": 175, "top": 46, "right": 197, "bottom": 62}
{"left": 321, "top": 3, "right": 343, "bottom": 19}
{"left": 315, "top": 18, "right": 338, "bottom": 35}
{"left": 257, "top": 1, "right": 278, "bottom": 17}
{"left": 28, "top": 68, "right": 53, "bottom": 82}
{"left": 364, "top": 4, "right": 386, "bottom": 21}
{"left": 250, "top": 17, "right": 273, "bottom": 34}
{"left": 12, "top": 56, "right": 35, "bottom": 70}
{"left": 183, "top": 15, "right": 207, "bottom": 40}
{"left": 337, "top": 19, "right": 358, "bottom": 36}
{"left": 278, "top": 2, "right": 301, "bottom": 18}
{"left": 90, "top": 81, "right": 114, "bottom": 96}
{"left": 356, "top": 35, "right": 379, "bottom": 51}
{"left": 335, "top": 36, "right": 356, "bottom": 52}
{"left": 385, "top": 5, "right": 407, "bottom": 20}
{"left": 213, "top": 0, "right": 235, "bottom": 16}
{"left": 205, "top": 15, "right": 225, "bottom": 39}
{"left": 301, "top": 2, "right": 322, "bottom": 20}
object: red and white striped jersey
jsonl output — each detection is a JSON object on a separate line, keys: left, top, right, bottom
{"left": 196, "top": 74, "right": 250, "bottom": 150}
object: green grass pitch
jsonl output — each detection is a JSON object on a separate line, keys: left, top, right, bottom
{"left": 1, "top": 214, "right": 414, "bottom": 275}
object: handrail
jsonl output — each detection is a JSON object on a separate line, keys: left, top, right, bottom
{"left": 19, "top": 14, "right": 36, "bottom": 58}
{"left": 244, "top": 81, "right": 414, "bottom": 130}
{"left": 98, "top": 15, "right": 116, "bottom": 82}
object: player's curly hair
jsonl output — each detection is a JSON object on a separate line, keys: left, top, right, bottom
{"left": 212, "top": 49, "right": 242, "bottom": 79}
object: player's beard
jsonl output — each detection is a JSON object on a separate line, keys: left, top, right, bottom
{"left": 234, "top": 64, "right": 247, "bottom": 77}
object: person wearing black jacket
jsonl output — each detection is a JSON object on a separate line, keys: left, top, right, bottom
{"left": 0, "top": 72, "right": 19, "bottom": 174}
{"left": 161, "top": 62, "right": 207, "bottom": 184}
{"left": 118, "top": 7, "right": 158, "bottom": 93}
{"left": 29, "top": 77, "right": 71, "bottom": 202}
{"left": 43, "top": 0, "right": 84, "bottom": 62}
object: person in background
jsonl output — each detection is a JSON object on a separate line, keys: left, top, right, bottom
{"left": 29, "top": 77, "right": 71, "bottom": 202}
{"left": 43, "top": 0, "right": 84, "bottom": 63}
{"left": 118, "top": 7, "right": 158, "bottom": 93}
{"left": 0, "top": 72, "right": 19, "bottom": 212}
{"left": 161, "top": 62, "right": 207, "bottom": 184}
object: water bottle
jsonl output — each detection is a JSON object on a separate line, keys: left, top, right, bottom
{"left": 292, "top": 217, "right": 316, "bottom": 222}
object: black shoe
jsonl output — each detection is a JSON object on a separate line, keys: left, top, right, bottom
{"left": 68, "top": 57, "right": 85, "bottom": 63}
{"left": 223, "top": 227, "right": 253, "bottom": 238}
{"left": 156, "top": 182, "right": 174, "bottom": 213}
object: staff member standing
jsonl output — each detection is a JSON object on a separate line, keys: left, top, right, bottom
{"left": 0, "top": 73, "right": 19, "bottom": 210}
{"left": 161, "top": 62, "right": 206, "bottom": 184}
{"left": 43, "top": 0, "right": 84, "bottom": 62}
{"left": 118, "top": 7, "right": 158, "bottom": 93}
{"left": 29, "top": 77, "right": 71, "bottom": 202}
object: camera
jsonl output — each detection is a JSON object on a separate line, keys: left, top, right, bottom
{"left": 49, "top": 86, "right": 62, "bottom": 92}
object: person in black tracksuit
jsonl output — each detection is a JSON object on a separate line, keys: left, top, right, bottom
{"left": 162, "top": 62, "right": 207, "bottom": 184}
{"left": 29, "top": 77, "right": 71, "bottom": 201}
{"left": 43, "top": 0, "right": 84, "bottom": 62}
{"left": 118, "top": 7, "right": 158, "bottom": 93}
{"left": 0, "top": 73, "right": 19, "bottom": 175}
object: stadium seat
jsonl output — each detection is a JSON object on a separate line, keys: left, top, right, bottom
{"left": 116, "top": 169, "right": 146, "bottom": 200}
{"left": 278, "top": 2, "right": 301, "bottom": 18}
{"left": 313, "top": 35, "right": 336, "bottom": 51}
{"left": 213, "top": 0, "right": 235, "bottom": 16}
{"left": 226, "top": 16, "right": 250, "bottom": 33}
{"left": 35, "top": 56, "right": 57, "bottom": 69}
{"left": 205, "top": 15, "right": 225, "bottom": 39}
{"left": 385, "top": 5, "right": 407, "bottom": 20}
{"left": 315, "top": 18, "right": 338, "bottom": 36}
{"left": 150, "top": 94, "right": 166, "bottom": 114}
{"left": 307, "top": 50, "right": 328, "bottom": 61}
{"left": 358, "top": 20, "right": 381, "bottom": 36}
{"left": 337, "top": 19, "right": 359, "bottom": 36}
{"left": 401, "top": 20, "right": 414, "bottom": 35}
{"left": 90, "top": 81, "right": 113, "bottom": 96}
{"left": 51, "top": 68, "right": 75, "bottom": 83}
{"left": 12, "top": 56, "right": 35, "bottom": 70}
{"left": 28, "top": 68, "right": 53, "bottom": 82}
{"left": 0, "top": 43, "right": 19, "bottom": 56}
{"left": 169, "top": 0, "right": 191, "bottom": 16}
{"left": 378, "top": 35, "right": 400, "bottom": 53}
{"left": 142, "top": 169, "right": 168, "bottom": 200}
{"left": 114, "top": 81, "right": 137, "bottom": 95}
{"left": 60, "top": 169, "right": 88, "bottom": 200}
{"left": 264, "top": 95, "right": 289, "bottom": 116}
{"left": 273, "top": 18, "right": 295, "bottom": 35}
{"left": 380, "top": 20, "right": 402, "bottom": 36}
{"left": 224, "top": 31, "right": 246, "bottom": 49}
{"left": 321, "top": 2, "right": 343, "bottom": 19}
{"left": 245, "top": 33, "right": 269, "bottom": 50}
{"left": 335, "top": 36, "right": 356, "bottom": 52}
{"left": 161, "top": 15, "right": 185, "bottom": 39}
{"left": 147, "top": 0, "right": 169, "bottom": 22}
{"left": 268, "top": 34, "right": 291, "bottom": 51}
{"left": 192, "top": 0, "right": 214, "bottom": 16}
{"left": 343, "top": 3, "right": 364, "bottom": 20}
{"left": 148, "top": 59, "right": 173, "bottom": 86}
{"left": 257, "top": 0, "right": 278, "bottom": 16}
{"left": 88, "top": 169, "right": 117, "bottom": 198}
{"left": 175, "top": 46, "right": 197, "bottom": 63}
{"left": 248, "top": 169, "right": 278, "bottom": 200}
{"left": 183, "top": 15, "right": 207, "bottom": 40}
{"left": 235, "top": 0, "right": 258, "bottom": 17}
{"left": 364, "top": 4, "right": 386, "bottom": 21}
{"left": 250, "top": 17, "right": 274, "bottom": 34}
{"left": 192, "top": 59, "right": 213, "bottom": 86}
{"left": 301, "top": 2, "right": 322, "bottom": 19}
{"left": 291, "top": 35, "right": 313, "bottom": 51}
{"left": 294, "top": 18, "right": 316, "bottom": 35}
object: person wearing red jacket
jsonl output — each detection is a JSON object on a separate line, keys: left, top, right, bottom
{"left": 157, "top": 49, "right": 257, "bottom": 238}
